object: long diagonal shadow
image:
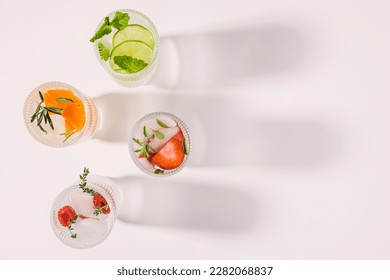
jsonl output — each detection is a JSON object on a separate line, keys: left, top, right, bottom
{"left": 95, "top": 93, "right": 337, "bottom": 167}
{"left": 112, "top": 176, "right": 258, "bottom": 233}
{"left": 150, "top": 25, "right": 306, "bottom": 88}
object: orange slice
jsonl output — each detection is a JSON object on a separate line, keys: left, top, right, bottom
{"left": 43, "top": 89, "right": 86, "bottom": 134}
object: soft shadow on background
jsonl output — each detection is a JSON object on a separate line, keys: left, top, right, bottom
{"left": 95, "top": 93, "right": 337, "bottom": 167}
{"left": 149, "top": 25, "right": 306, "bottom": 88}
{"left": 112, "top": 176, "right": 257, "bottom": 233}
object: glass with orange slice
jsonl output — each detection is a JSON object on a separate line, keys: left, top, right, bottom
{"left": 23, "top": 81, "right": 100, "bottom": 147}
{"left": 129, "top": 112, "right": 191, "bottom": 177}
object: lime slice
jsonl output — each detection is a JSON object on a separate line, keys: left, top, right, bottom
{"left": 112, "top": 24, "right": 155, "bottom": 49}
{"left": 109, "top": 40, "right": 153, "bottom": 71}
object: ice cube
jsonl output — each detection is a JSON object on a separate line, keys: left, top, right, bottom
{"left": 67, "top": 188, "right": 95, "bottom": 217}
{"left": 73, "top": 216, "right": 110, "bottom": 238}
{"left": 149, "top": 126, "right": 180, "bottom": 152}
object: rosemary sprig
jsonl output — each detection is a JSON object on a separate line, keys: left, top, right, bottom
{"left": 56, "top": 97, "right": 74, "bottom": 103}
{"left": 60, "top": 129, "right": 76, "bottom": 143}
{"left": 30, "top": 91, "right": 62, "bottom": 133}
{"left": 79, "top": 167, "right": 96, "bottom": 195}
{"left": 68, "top": 215, "right": 78, "bottom": 238}
{"left": 93, "top": 205, "right": 109, "bottom": 216}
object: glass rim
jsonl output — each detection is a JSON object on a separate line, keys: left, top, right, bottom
{"left": 92, "top": 8, "right": 160, "bottom": 79}
{"left": 129, "top": 112, "right": 192, "bottom": 177}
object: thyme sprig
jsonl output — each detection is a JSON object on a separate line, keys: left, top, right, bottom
{"left": 79, "top": 167, "right": 96, "bottom": 195}
{"left": 68, "top": 215, "right": 78, "bottom": 238}
{"left": 30, "top": 91, "right": 63, "bottom": 133}
{"left": 93, "top": 205, "right": 109, "bottom": 216}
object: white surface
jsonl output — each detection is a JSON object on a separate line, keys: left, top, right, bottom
{"left": 0, "top": 0, "right": 389, "bottom": 259}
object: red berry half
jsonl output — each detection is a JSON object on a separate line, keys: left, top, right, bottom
{"left": 57, "top": 205, "right": 77, "bottom": 227}
{"left": 93, "top": 193, "right": 111, "bottom": 214}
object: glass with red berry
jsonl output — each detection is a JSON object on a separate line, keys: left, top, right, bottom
{"left": 129, "top": 112, "right": 191, "bottom": 176}
{"left": 50, "top": 169, "right": 122, "bottom": 248}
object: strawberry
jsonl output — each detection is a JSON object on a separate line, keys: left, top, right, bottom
{"left": 57, "top": 205, "right": 77, "bottom": 227}
{"left": 151, "top": 137, "right": 185, "bottom": 170}
{"left": 93, "top": 193, "right": 110, "bottom": 215}
{"left": 173, "top": 130, "right": 185, "bottom": 142}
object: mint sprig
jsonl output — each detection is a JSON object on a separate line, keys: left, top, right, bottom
{"left": 90, "top": 17, "right": 112, "bottom": 42}
{"left": 90, "top": 12, "right": 130, "bottom": 42}
{"left": 110, "top": 11, "right": 130, "bottom": 30}
{"left": 98, "top": 41, "right": 110, "bottom": 61}
{"left": 113, "top": 55, "right": 148, "bottom": 73}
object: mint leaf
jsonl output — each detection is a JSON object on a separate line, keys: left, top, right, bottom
{"left": 152, "top": 129, "right": 165, "bottom": 140}
{"left": 90, "top": 17, "right": 112, "bottom": 42}
{"left": 110, "top": 11, "right": 130, "bottom": 30}
{"left": 156, "top": 119, "right": 170, "bottom": 128}
{"left": 98, "top": 41, "right": 110, "bottom": 61}
{"left": 113, "top": 56, "right": 148, "bottom": 73}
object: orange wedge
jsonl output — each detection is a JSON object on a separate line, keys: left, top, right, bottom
{"left": 43, "top": 89, "right": 86, "bottom": 134}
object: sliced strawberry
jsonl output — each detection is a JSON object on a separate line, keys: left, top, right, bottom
{"left": 93, "top": 193, "right": 111, "bottom": 214}
{"left": 173, "top": 130, "right": 185, "bottom": 142}
{"left": 57, "top": 205, "right": 77, "bottom": 227}
{"left": 151, "top": 137, "right": 185, "bottom": 170}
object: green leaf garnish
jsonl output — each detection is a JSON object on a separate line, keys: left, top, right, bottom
{"left": 60, "top": 129, "right": 76, "bottom": 143}
{"left": 90, "top": 17, "right": 112, "bottom": 42}
{"left": 154, "top": 169, "right": 164, "bottom": 175}
{"left": 183, "top": 138, "right": 188, "bottom": 155}
{"left": 30, "top": 92, "right": 63, "bottom": 133}
{"left": 78, "top": 167, "right": 96, "bottom": 195}
{"left": 56, "top": 97, "right": 74, "bottom": 103}
{"left": 39, "top": 91, "right": 44, "bottom": 101}
{"left": 113, "top": 55, "right": 148, "bottom": 73}
{"left": 143, "top": 126, "right": 148, "bottom": 137}
{"left": 152, "top": 129, "right": 165, "bottom": 140}
{"left": 110, "top": 11, "right": 130, "bottom": 30}
{"left": 90, "top": 12, "right": 130, "bottom": 43}
{"left": 132, "top": 138, "right": 144, "bottom": 147}
{"left": 156, "top": 119, "right": 170, "bottom": 128}
{"left": 98, "top": 41, "right": 110, "bottom": 61}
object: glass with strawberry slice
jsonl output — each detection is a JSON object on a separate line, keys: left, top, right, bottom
{"left": 23, "top": 81, "right": 101, "bottom": 147}
{"left": 129, "top": 112, "right": 191, "bottom": 176}
{"left": 51, "top": 168, "right": 121, "bottom": 248}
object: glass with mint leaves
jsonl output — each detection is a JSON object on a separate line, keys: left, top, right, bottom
{"left": 50, "top": 168, "right": 122, "bottom": 249}
{"left": 91, "top": 9, "right": 159, "bottom": 87}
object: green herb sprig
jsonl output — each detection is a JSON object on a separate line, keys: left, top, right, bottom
{"left": 90, "top": 12, "right": 130, "bottom": 42}
{"left": 93, "top": 205, "right": 109, "bottom": 216}
{"left": 133, "top": 119, "right": 175, "bottom": 158}
{"left": 60, "top": 129, "right": 76, "bottom": 143}
{"left": 30, "top": 91, "right": 63, "bottom": 133}
{"left": 79, "top": 167, "right": 96, "bottom": 195}
{"left": 68, "top": 215, "right": 78, "bottom": 238}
